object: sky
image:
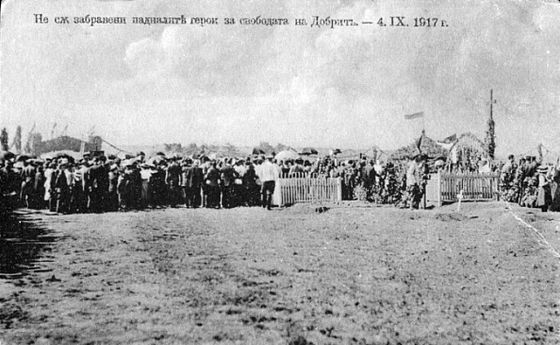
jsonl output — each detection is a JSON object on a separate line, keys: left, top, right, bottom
{"left": 1, "top": 0, "right": 559, "bottom": 156}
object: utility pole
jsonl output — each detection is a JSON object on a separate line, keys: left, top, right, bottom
{"left": 485, "top": 89, "right": 496, "bottom": 160}
{"left": 490, "top": 89, "right": 494, "bottom": 121}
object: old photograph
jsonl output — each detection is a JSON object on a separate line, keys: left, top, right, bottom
{"left": 1, "top": 0, "right": 559, "bottom": 344}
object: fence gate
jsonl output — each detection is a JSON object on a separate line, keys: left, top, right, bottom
{"left": 275, "top": 176, "right": 342, "bottom": 206}
{"left": 426, "top": 172, "right": 500, "bottom": 206}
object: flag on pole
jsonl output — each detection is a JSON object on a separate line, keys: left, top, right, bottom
{"left": 404, "top": 112, "right": 424, "bottom": 120}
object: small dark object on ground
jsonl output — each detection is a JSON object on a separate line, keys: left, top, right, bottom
{"left": 46, "top": 275, "right": 61, "bottom": 282}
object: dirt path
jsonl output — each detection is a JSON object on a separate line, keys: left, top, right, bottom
{"left": 1, "top": 203, "right": 559, "bottom": 344}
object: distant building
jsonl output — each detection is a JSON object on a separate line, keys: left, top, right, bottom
{"left": 32, "top": 135, "right": 102, "bottom": 156}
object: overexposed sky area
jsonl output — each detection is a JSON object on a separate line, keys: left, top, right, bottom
{"left": 1, "top": 0, "right": 559, "bottom": 155}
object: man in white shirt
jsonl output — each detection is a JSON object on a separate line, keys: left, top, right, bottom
{"left": 258, "top": 155, "right": 280, "bottom": 210}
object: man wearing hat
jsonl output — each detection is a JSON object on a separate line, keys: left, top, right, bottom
{"left": 166, "top": 157, "right": 182, "bottom": 208}
{"left": 180, "top": 159, "right": 192, "bottom": 207}
{"left": 52, "top": 162, "right": 69, "bottom": 213}
{"left": 32, "top": 161, "right": 45, "bottom": 209}
{"left": 87, "top": 156, "right": 108, "bottom": 213}
{"left": 106, "top": 163, "right": 119, "bottom": 212}
{"left": 203, "top": 161, "right": 221, "bottom": 208}
{"left": 191, "top": 160, "right": 204, "bottom": 208}
{"left": 258, "top": 154, "right": 280, "bottom": 210}
{"left": 220, "top": 158, "right": 238, "bottom": 208}
{"left": 72, "top": 160, "right": 89, "bottom": 213}
{"left": 243, "top": 159, "right": 260, "bottom": 206}
{"left": 20, "top": 159, "right": 36, "bottom": 208}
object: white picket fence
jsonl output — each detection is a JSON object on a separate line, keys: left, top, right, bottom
{"left": 275, "top": 174, "right": 342, "bottom": 206}
{"left": 274, "top": 171, "right": 497, "bottom": 207}
{"left": 426, "top": 171, "right": 500, "bottom": 206}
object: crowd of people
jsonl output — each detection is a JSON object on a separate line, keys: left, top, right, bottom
{"left": 1, "top": 150, "right": 559, "bottom": 214}
{"left": 0, "top": 152, "right": 284, "bottom": 213}
{"left": 0, "top": 150, "right": 436, "bottom": 213}
{"left": 499, "top": 155, "right": 560, "bottom": 212}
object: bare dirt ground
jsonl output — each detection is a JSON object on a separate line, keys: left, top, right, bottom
{"left": 0, "top": 202, "right": 559, "bottom": 345}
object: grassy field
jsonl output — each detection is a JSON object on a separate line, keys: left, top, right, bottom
{"left": 0, "top": 202, "right": 559, "bottom": 344}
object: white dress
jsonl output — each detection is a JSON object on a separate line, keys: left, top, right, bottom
{"left": 43, "top": 168, "right": 54, "bottom": 201}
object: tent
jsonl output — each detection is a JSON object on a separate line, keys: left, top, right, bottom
{"left": 275, "top": 150, "right": 299, "bottom": 161}
{"left": 300, "top": 147, "right": 318, "bottom": 155}
{"left": 390, "top": 135, "right": 448, "bottom": 161}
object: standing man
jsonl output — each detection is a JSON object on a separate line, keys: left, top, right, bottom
{"left": 33, "top": 163, "right": 45, "bottom": 209}
{"left": 258, "top": 154, "right": 280, "bottom": 210}
{"left": 87, "top": 156, "right": 107, "bottom": 213}
{"left": 191, "top": 160, "right": 204, "bottom": 208}
{"left": 405, "top": 154, "right": 424, "bottom": 210}
{"left": 204, "top": 161, "right": 221, "bottom": 208}
{"left": 363, "top": 160, "right": 376, "bottom": 200}
{"left": 44, "top": 161, "right": 56, "bottom": 212}
{"left": 243, "top": 159, "right": 260, "bottom": 206}
{"left": 72, "top": 160, "right": 86, "bottom": 213}
{"left": 53, "top": 161, "right": 69, "bottom": 213}
{"left": 181, "top": 159, "right": 194, "bottom": 208}
{"left": 166, "top": 157, "right": 182, "bottom": 208}
{"left": 233, "top": 159, "right": 247, "bottom": 206}
{"left": 220, "top": 159, "right": 238, "bottom": 208}
{"left": 20, "top": 159, "right": 36, "bottom": 208}
{"left": 107, "top": 164, "right": 119, "bottom": 212}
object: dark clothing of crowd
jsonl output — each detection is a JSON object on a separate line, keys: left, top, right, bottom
{"left": 4, "top": 152, "right": 557, "bottom": 214}
{"left": 499, "top": 155, "right": 560, "bottom": 212}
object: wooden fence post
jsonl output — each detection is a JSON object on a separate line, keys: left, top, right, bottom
{"left": 336, "top": 177, "right": 342, "bottom": 202}
{"left": 437, "top": 171, "right": 442, "bottom": 207}
{"left": 277, "top": 179, "right": 283, "bottom": 206}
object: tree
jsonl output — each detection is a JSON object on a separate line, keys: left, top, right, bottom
{"left": 485, "top": 114, "right": 496, "bottom": 160}
{"left": 184, "top": 143, "right": 199, "bottom": 156}
{"left": 30, "top": 133, "right": 43, "bottom": 155}
{"left": 24, "top": 138, "right": 32, "bottom": 154}
{"left": 13, "top": 126, "right": 22, "bottom": 153}
{"left": 164, "top": 143, "right": 183, "bottom": 153}
{"left": 0, "top": 128, "right": 8, "bottom": 151}
{"left": 485, "top": 89, "right": 496, "bottom": 160}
